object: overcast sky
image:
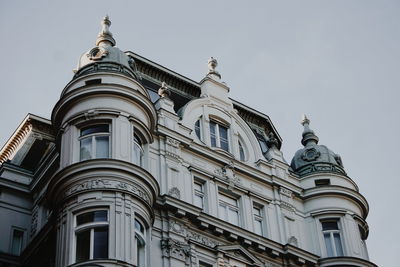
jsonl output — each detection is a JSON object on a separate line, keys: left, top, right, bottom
{"left": 0, "top": 1, "right": 399, "bottom": 266}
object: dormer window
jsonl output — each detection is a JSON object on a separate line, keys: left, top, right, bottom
{"left": 79, "top": 124, "right": 110, "bottom": 161}
{"left": 210, "top": 121, "right": 229, "bottom": 152}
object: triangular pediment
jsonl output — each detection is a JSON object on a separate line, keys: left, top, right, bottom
{"left": 217, "top": 245, "right": 263, "bottom": 266}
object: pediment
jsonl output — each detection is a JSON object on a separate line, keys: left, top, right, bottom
{"left": 217, "top": 245, "right": 263, "bottom": 266}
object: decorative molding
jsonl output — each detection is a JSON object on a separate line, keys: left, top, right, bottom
{"left": 301, "top": 148, "right": 320, "bottom": 162}
{"left": 161, "top": 238, "right": 191, "bottom": 262}
{"left": 168, "top": 187, "right": 181, "bottom": 199}
{"left": 64, "top": 178, "right": 150, "bottom": 204}
{"left": 214, "top": 161, "right": 241, "bottom": 188}
{"left": 30, "top": 205, "right": 39, "bottom": 237}
{"left": 169, "top": 220, "right": 220, "bottom": 248}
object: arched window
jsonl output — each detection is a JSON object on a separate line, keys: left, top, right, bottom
{"left": 133, "top": 134, "right": 144, "bottom": 167}
{"left": 238, "top": 140, "right": 246, "bottom": 161}
{"left": 134, "top": 218, "right": 146, "bottom": 267}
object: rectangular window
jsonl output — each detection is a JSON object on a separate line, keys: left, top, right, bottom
{"left": 10, "top": 229, "right": 24, "bottom": 255}
{"left": 322, "top": 220, "right": 344, "bottom": 257}
{"left": 75, "top": 210, "right": 109, "bottom": 262}
{"left": 219, "top": 193, "right": 239, "bottom": 226}
{"left": 193, "top": 181, "right": 205, "bottom": 209}
{"left": 210, "top": 121, "right": 229, "bottom": 152}
{"left": 253, "top": 204, "right": 264, "bottom": 236}
{"left": 79, "top": 124, "right": 110, "bottom": 161}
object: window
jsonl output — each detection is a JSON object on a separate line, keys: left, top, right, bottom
{"left": 253, "top": 204, "right": 264, "bottom": 236}
{"left": 199, "top": 262, "right": 213, "bottom": 267}
{"left": 321, "top": 220, "right": 344, "bottom": 257}
{"left": 210, "top": 121, "right": 229, "bottom": 152}
{"left": 133, "top": 134, "right": 144, "bottom": 166}
{"left": 75, "top": 210, "right": 108, "bottom": 262}
{"left": 195, "top": 119, "right": 202, "bottom": 140}
{"left": 193, "top": 181, "right": 205, "bottom": 209}
{"left": 254, "top": 131, "right": 268, "bottom": 154}
{"left": 135, "top": 218, "right": 146, "bottom": 267}
{"left": 10, "top": 229, "right": 24, "bottom": 255}
{"left": 218, "top": 193, "right": 239, "bottom": 226}
{"left": 238, "top": 140, "right": 246, "bottom": 161}
{"left": 79, "top": 124, "right": 110, "bottom": 161}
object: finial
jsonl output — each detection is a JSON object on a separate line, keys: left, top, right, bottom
{"left": 158, "top": 82, "right": 171, "bottom": 98}
{"left": 300, "top": 114, "right": 319, "bottom": 146}
{"left": 207, "top": 57, "right": 221, "bottom": 79}
{"left": 96, "top": 15, "right": 116, "bottom": 47}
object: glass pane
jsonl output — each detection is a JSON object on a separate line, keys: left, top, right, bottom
{"left": 135, "top": 219, "right": 144, "bottom": 234}
{"left": 239, "top": 142, "right": 245, "bottom": 160}
{"left": 334, "top": 233, "right": 344, "bottom": 256}
{"left": 195, "top": 120, "right": 201, "bottom": 139}
{"left": 322, "top": 221, "right": 339, "bottom": 231}
{"left": 93, "top": 227, "right": 108, "bottom": 259}
{"left": 194, "top": 194, "right": 204, "bottom": 208}
{"left": 95, "top": 136, "right": 109, "bottom": 158}
{"left": 80, "top": 137, "right": 92, "bottom": 160}
{"left": 11, "top": 230, "right": 23, "bottom": 255}
{"left": 253, "top": 207, "right": 261, "bottom": 216}
{"left": 210, "top": 122, "right": 217, "bottom": 147}
{"left": 219, "top": 125, "right": 228, "bottom": 140}
{"left": 76, "top": 230, "right": 90, "bottom": 262}
{"left": 81, "top": 124, "right": 109, "bottom": 136}
{"left": 136, "top": 236, "right": 146, "bottom": 267}
{"left": 220, "top": 194, "right": 237, "bottom": 206}
{"left": 194, "top": 182, "right": 203, "bottom": 192}
{"left": 324, "top": 233, "right": 334, "bottom": 257}
{"left": 77, "top": 210, "right": 107, "bottom": 225}
{"left": 220, "top": 139, "right": 229, "bottom": 152}
{"left": 133, "top": 142, "right": 143, "bottom": 166}
{"left": 219, "top": 204, "right": 226, "bottom": 220}
{"left": 228, "top": 208, "right": 239, "bottom": 225}
{"left": 254, "top": 219, "right": 263, "bottom": 235}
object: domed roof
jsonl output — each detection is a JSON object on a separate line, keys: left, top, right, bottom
{"left": 290, "top": 115, "right": 346, "bottom": 177}
{"left": 74, "top": 16, "right": 138, "bottom": 79}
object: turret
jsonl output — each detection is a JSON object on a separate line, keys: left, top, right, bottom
{"left": 49, "top": 17, "right": 159, "bottom": 267}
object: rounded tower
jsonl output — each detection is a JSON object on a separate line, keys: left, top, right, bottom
{"left": 49, "top": 17, "right": 158, "bottom": 267}
{"left": 291, "top": 115, "right": 373, "bottom": 267}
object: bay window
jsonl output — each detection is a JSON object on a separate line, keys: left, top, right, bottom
{"left": 75, "top": 210, "right": 109, "bottom": 262}
{"left": 321, "top": 220, "right": 344, "bottom": 257}
{"left": 210, "top": 121, "right": 229, "bottom": 152}
{"left": 79, "top": 124, "right": 110, "bottom": 161}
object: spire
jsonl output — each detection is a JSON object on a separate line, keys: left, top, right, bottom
{"left": 96, "top": 15, "right": 116, "bottom": 47}
{"left": 207, "top": 57, "right": 221, "bottom": 79}
{"left": 301, "top": 114, "right": 319, "bottom": 146}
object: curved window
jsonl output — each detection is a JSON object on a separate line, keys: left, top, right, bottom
{"left": 75, "top": 210, "right": 109, "bottom": 262}
{"left": 79, "top": 124, "right": 110, "bottom": 161}
{"left": 135, "top": 218, "right": 146, "bottom": 267}
{"left": 133, "top": 134, "right": 144, "bottom": 166}
{"left": 321, "top": 220, "right": 344, "bottom": 257}
{"left": 210, "top": 121, "right": 229, "bottom": 152}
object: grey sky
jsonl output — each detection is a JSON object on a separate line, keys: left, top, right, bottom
{"left": 0, "top": 1, "right": 399, "bottom": 266}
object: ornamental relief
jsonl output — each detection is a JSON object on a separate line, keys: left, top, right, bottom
{"left": 63, "top": 178, "right": 151, "bottom": 204}
{"left": 161, "top": 238, "right": 193, "bottom": 263}
{"left": 169, "top": 220, "right": 220, "bottom": 248}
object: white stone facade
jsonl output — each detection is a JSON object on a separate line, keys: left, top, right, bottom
{"left": 0, "top": 17, "right": 375, "bottom": 267}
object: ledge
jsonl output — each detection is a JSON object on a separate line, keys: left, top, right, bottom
{"left": 318, "top": 256, "right": 377, "bottom": 267}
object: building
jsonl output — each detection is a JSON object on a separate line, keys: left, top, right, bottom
{"left": 0, "top": 17, "right": 376, "bottom": 267}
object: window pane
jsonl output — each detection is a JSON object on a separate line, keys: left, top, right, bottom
{"left": 195, "top": 120, "right": 201, "bottom": 139}
{"left": 93, "top": 227, "right": 108, "bottom": 259}
{"left": 322, "top": 221, "right": 339, "bottom": 231}
{"left": 334, "top": 233, "right": 344, "bottom": 256}
{"left": 133, "top": 142, "right": 143, "bottom": 166}
{"left": 135, "top": 219, "right": 144, "bottom": 234}
{"left": 11, "top": 230, "right": 23, "bottom": 255}
{"left": 219, "top": 204, "right": 226, "bottom": 219}
{"left": 77, "top": 210, "right": 107, "bottom": 225}
{"left": 95, "top": 136, "right": 109, "bottom": 158}
{"left": 80, "top": 137, "right": 92, "bottom": 160}
{"left": 194, "top": 194, "right": 204, "bottom": 208}
{"left": 76, "top": 230, "right": 90, "bottom": 262}
{"left": 194, "top": 182, "right": 203, "bottom": 192}
{"left": 220, "top": 194, "right": 237, "bottom": 206}
{"left": 239, "top": 141, "right": 245, "bottom": 160}
{"left": 254, "top": 219, "right": 263, "bottom": 235}
{"left": 253, "top": 207, "right": 261, "bottom": 216}
{"left": 228, "top": 208, "right": 239, "bottom": 225}
{"left": 219, "top": 126, "right": 229, "bottom": 151}
{"left": 81, "top": 124, "right": 109, "bottom": 136}
{"left": 136, "top": 235, "right": 146, "bottom": 267}
{"left": 324, "top": 233, "right": 334, "bottom": 257}
{"left": 210, "top": 122, "right": 217, "bottom": 147}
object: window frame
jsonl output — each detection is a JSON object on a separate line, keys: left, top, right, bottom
{"left": 73, "top": 209, "right": 109, "bottom": 263}
{"left": 218, "top": 192, "right": 240, "bottom": 226}
{"left": 133, "top": 133, "right": 144, "bottom": 167}
{"left": 252, "top": 203, "right": 265, "bottom": 236}
{"left": 134, "top": 217, "right": 147, "bottom": 267}
{"left": 321, "top": 219, "right": 344, "bottom": 257}
{"left": 10, "top": 228, "right": 25, "bottom": 256}
{"left": 193, "top": 179, "right": 205, "bottom": 209}
{"left": 78, "top": 124, "right": 111, "bottom": 161}
{"left": 210, "top": 120, "right": 230, "bottom": 152}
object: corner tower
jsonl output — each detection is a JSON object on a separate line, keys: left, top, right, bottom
{"left": 49, "top": 17, "right": 159, "bottom": 267}
{"left": 291, "top": 115, "right": 371, "bottom": 267}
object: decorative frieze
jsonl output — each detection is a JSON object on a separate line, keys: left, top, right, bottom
{"left": 169, "top": 220, "right": 220, "bottom": 248}
{"left": 161, "top": 238, "right": 191, "bottom": 262}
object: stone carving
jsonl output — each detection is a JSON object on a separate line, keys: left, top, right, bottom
{"left": 168, "top": 187, "right": 181, "bottom": 199}
{"left": 288, "top": 236, "right": 298, "bottom": 246}
{"left": 214, "top": 161, "right": 241, "bottom": 188}
{"left": 87, "top": 47, "right": 108, "bottom": 60}
{"left": 158, "top": 82, "right": 171, "bottom": 98}
{"left": 64, "top": 178, "right": 150, "bottom": 204}
{"left": 279, "top": 187, "right": 294, "bottom": 211}
{"left": 301, "top": 148, "right": 320, "bottom": 162}
{"left": 207, "top": 57, "right": 221, "bottom": 79}
{"left": 161, "top": 238, "right": 191, "bottom": 262}
{"left": 166, "top": 136, "right": 181, "bottom": 160}
{"left": 169, "top": 220, "right": 220, "bottom": 248}
{"left": 30, "top": 205, "right": 38, "bottom": 237}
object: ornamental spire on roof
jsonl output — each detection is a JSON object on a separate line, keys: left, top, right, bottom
{"left": 301, "top": 114, "right": 319, "bottom": 146}
{"left": 96, "top": 15, "right": 116, "bottom": 47}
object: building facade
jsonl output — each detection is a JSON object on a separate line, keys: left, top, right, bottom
{"left": 0, "top": 17, "right": 375, "bottom": 267}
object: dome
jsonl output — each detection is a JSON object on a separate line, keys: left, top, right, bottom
{"left": 73, "top": 16, "right": 138, "bottom": 79}
{"left": 290, "top": 115, "right": 346, "bottom": 177}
